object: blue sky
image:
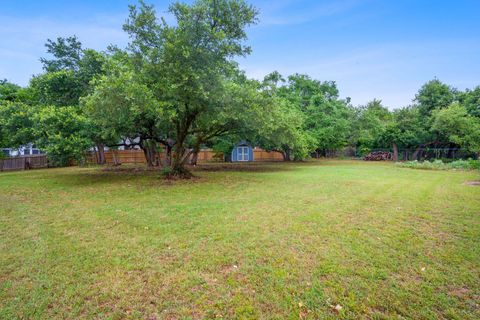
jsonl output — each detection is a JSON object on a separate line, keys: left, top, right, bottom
{"left": 1, "top": 0, "right": 479, "bottom": 108}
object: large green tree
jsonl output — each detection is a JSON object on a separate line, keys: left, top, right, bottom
{"left": 281, "top": 74, "right": 351, "bottom": 155}
{"left": 0, "top": 102, "right": 37, "bottom": 150}
{"left": 33, "top": 105, "right": 91, "bottom": 166}
{"left": 459, "top": 86, "right": 480, "bottom": 118}
{"left": 351, "top": 99, "right": 391, "bottom": 155}
{"left": 380, "top": 106, "right": 426, "bottom": 160}
{"left": 118, "top": 0, "right": 258, "bottom": 175}
{"left": 415, "top": 79, "right": 456, "bottom": 117}
{"left": 82, "top": 63, "right": 169, "bottom": 167}
{"left": 31, "top": 36, "right": 107, "bottom": 164}
{"left": 432, "top": 103, "right": 480, "bottom": 158}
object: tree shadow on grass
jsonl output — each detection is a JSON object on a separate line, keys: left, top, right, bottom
{"left": 190, "top": 162, "right": 296, "bottom": 173}
{"left": 45, "top": 162, "right": 298, "bottom": 188}
{"left": 45, "top": 166, "right": 162, "bottom": 188}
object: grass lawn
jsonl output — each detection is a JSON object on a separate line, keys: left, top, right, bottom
{"left": 0, "top": 160, "right": 479, "bottom": 319}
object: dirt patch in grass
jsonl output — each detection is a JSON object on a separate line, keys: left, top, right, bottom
{"left": 101, "top": 166, "right": 160, "bottom": 174}
{"left": 449, "top": 287, "right": 471, "bottom": 299}
{"left": 464, "top": 180, "right": 480, "bottom": 186}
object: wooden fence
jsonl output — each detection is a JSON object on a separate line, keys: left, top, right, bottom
{"left": 0, "top": 154, "right": 48, "bottom": 171}
{"left": 85, "top": 149, "right": 222, "bottom": 165}
{"left": 252, "top": 148, "right": 284, "bottom": 162}
{"left": 86, "top": 148, "right": 284, "bottom": 165}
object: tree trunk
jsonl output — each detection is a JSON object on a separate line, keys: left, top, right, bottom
{"left": 141, "top": 140, "right": 157, "bottom": 168}
{"left": 164, "top": 144, "right": 172, "bottom": 166}
{"left": 392, "top": 143, "right": 399, "bottom": 162}
{"left": 93, "top": 146, "right": 99, "bottom": 164}
{"left": 171, "top": 131, "right": 192, "bottom": 177}
{"left": 412, "top": 146, "right": 423, "bottom": 161}
{"left": 189, "top": 141, "right": 202, "bottom": 166}
{"left": 112, "top": 150, "right": 121, "bottom": 166}
{"left": 170, "top": 113, "right": 196, "bottom": 177}
{"left": 190, "top": 152, "right": 199, "bottom": 166}
{"left": 96, "top": 143, "right": 106, "bottom": 165}
{"left": 190, "top": 150, "right": 199, "bottom": 166}
{"left": 142, "top": 146, "right": 153, "bottom": 167}
{"left": 172, "top": 142, "right": 186, "bottom": 171}
{"left": 151, "top": 143, "right": 160, "bottom": 167}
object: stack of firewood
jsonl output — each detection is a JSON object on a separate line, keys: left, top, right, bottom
{"left": 364, "top": 151, "right": 393, "bottom": 161}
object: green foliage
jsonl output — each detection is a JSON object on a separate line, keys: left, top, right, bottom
{"left": 255, "top": 89, "right": 311, "bottom": 160}
{"left": 397, "top": 159, "right": 480, "bottom": 170}
{"left": 108, "top": 0, "right": 259, "bottom": 171}
{"left": 415, "top": 79, "right": 456, "bottom": 117}
{"left": 2, "top": 1, "right": 480, "bottom": 170}
{"left": 0, "top": 80, "right": 33, "bottom": 104}
{"left": 459, "top": 86, "right": 480, "bottom": 118}
{"left": 32, "top": 37, "right": 106, "bottom": 107}
{"left": 0, "top": 80, "right": 21, "bottom": 102}
{"left": 0, "top": 101, "right": 36, "bottom": 148}
{"left": 378, "top": 106, "right": 428, "bottom": 159}
{"left": 40, "top": 36, "right": 83, "bottom": 72}
{"left": 285, "top": 74, "right": 351, "bottom": 153}
{"left": 81, "top": 66, "right": 164, "bottom": 144}
{"left": 351, "top": 99, "right": 391, "bottom": 151}
{"left": 432, "top": 103, "right": 480, "bottom": 155}
{"left": 30, "top": 70, "right": 83, "bottom": 106}
{"left": 34, "top": 106, "right": 91, "bottom": 166}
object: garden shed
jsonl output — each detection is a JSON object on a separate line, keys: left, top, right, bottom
{"left": 231, "top": 141, "right": 253, "bottom": 162}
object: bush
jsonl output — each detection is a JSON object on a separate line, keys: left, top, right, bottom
{"left": 159, "top": 166, "right": 193, "bottom": 179}
{"left": 397, "top": 159, "right": 480, "bottom": 171}
{"left": 468, "top": 159, "right": 480, "bottom": 170}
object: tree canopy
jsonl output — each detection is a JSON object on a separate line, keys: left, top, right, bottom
{"left": 1, "top": 0, "right": 479, "bottom": 171}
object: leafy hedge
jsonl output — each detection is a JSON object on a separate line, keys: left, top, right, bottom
{"left": 397, "top": 159, "right": 480, "bottom": 171}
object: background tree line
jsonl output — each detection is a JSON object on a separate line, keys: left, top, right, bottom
{"left": 1, "top": 0, "right": 479, "bottom": 175}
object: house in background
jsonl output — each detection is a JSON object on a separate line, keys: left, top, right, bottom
{"left": 1, "top": 143, "right": 43, "bottom": 157}
{"left": 231, "top": 141, "right": 254, "bottom": 162}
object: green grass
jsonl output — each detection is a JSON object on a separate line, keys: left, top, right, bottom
{"left": 1, "top": 160, "right": 479, "bottom": 319}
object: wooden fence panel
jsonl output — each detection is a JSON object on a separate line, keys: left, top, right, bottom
{"left": 253, "top": 149, "right": 284, "bottom": 162}
{"left": 0, "top": 155, "right": 48, "bottom": 171}
{"left": 28, "top": 155, "right": 48, "bottom": 169}
{"left": 86, "top": 148, "right": 284, "bottom": 165}
{"left": 87, "top": 149, "right": 225, "bottom": 165}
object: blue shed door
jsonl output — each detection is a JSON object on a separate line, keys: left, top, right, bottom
{"left": 237, "top": 146, "right": 249, "bottom": 161}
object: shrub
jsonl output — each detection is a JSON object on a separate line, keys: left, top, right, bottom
{"left": 159, "top": 166, "right": 193, "bottom": 179}
{"left": 397, "top": 159, "right": 480, "bottom": 171}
